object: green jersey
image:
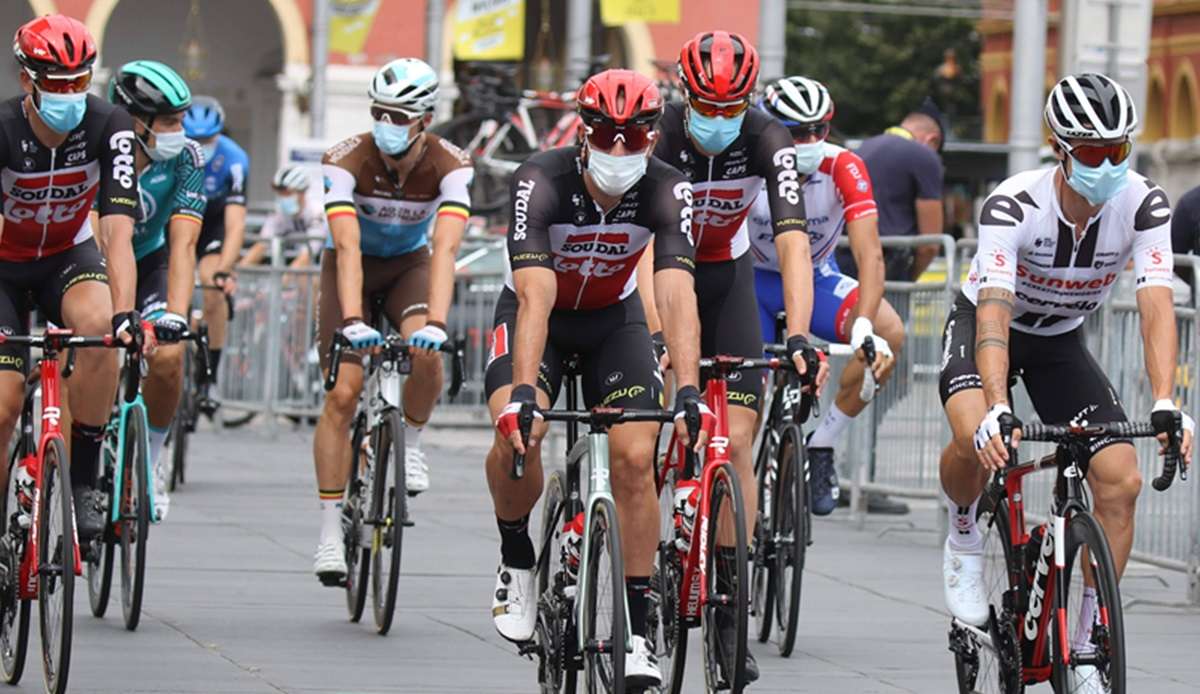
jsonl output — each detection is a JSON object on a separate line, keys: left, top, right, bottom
{"left": 132, "top": 139, "right": 207, "bottom": 260}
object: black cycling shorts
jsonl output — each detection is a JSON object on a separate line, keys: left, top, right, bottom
{"left": 0, "top": 241, "right": 108, "bottom": 373}
{"left": 196, "top": 198, "right": 227, "bottom": 259}
{"left": 938, "top": 292, "right": 1129, "bottom": 456}
{"left": 136, "top": 247, "right": 170, "bottom": 320}
{"left": 696, "top": 253, "right": 764, "bottom": 411}
{"left": 484, "top": 288, "right": 663, "bottom": 410}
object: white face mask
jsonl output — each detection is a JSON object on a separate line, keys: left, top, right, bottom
{"left": 146, "top": 129, "right": 187, "bottom": 162}
{"left": 793, "top": 141, "right": 826, "bottom": 175}
{"left": 586, "top": 148, "right": 648, "bottom": 197}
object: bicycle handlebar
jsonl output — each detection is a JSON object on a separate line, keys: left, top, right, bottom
{"left": 324, "top": 333, "right": 465, "bottom": 401}
{"left": 1007, "top": 420, "right": 1187, "bottom": 491}
{"left": 155, "top": 324, "right": 214, "bottom": 386}
{"left": 509, "top": 406, "right": 675, "bottom": 481}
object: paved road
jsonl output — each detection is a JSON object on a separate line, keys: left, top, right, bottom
{"left": 31, "top": 424, "right": 1200, "bottom": 693}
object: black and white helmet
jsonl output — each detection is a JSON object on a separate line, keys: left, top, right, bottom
{"left": 1044, "top": 73, "right": 1137, "bottom": 141}
{"left": 272, "top": 165, "right": 309, "bottom": 192}
{"left": 761, "top": 76, "right": 834, "bottom": 125}
{"left": 368, "top": 58, "right": 439, "bottom": 115}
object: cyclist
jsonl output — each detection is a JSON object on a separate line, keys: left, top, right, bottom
{"left": 749, "top": 76, "right": 905, "bottom": 515}
{"left": 312, "top": 58, "right": 472, "bottom": 583}
{"left": 0, "top": 15, "right": 142, "bottom": 543}
{"left": 103, "top": 60, "right": 206, "bottom": 521}
{"left": 938, "top": 73, "right": 1193, "bottom": 691}
{"left": 486, "top": 69, "right": 707, "bottom": 688}
{"left": 183, "top": 95, "right": 247, "bottom": 386}
{"left": 648, "top": 31, "right": 828, "bottom": 682}
{"left": 241, "top": 165, "right": 326, "bottom": 268}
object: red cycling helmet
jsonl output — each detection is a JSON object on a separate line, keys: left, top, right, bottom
{"left": 577, "top": 69, "right": 663, "bottom": 125}
{"left": 13, "top": 14, "right": 97, "bottom": 76}
{"left": 678, "top": 31, "right": 759, "bottom": 102}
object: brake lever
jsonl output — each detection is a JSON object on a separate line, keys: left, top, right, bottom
{"left": 511, "top": 402, "right": 535, "bottom": 480}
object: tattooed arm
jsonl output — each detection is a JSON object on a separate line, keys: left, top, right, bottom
{"left": 975, "top": 287, "right": 1014, "bottom": 408}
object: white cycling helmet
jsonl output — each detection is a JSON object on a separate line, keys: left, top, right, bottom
{"left": 272, "top": 165, "right": 309, "bottom": 193}
{"left": 368, "top": 58, "right": 439, "bottom": 115}
{"left": 1044, "top": 73, "right": 1137, "bottom": 141}
{"left": 761, "top": 76, "right": 833, "bottom": 125}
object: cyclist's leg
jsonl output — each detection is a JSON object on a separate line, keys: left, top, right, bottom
{"left": 197, "top": 244, "right": 227, "bottom": 380}
{"left": 137, "top": 249, "right": 183, "bottom": 470}
{"left": 752, "top": 267, "right": 785, "bottom": 347}
{"left": 0, "top": 275, "right": 28, "bottom": 494}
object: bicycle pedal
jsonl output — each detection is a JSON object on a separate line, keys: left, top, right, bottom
{"left": 401, "top": 517, "right": 415, "bottom": 528}
{"left": 316, "top": 571, "right": 347, "bottom": 588}
{"left": 406, "top": 489, "right": 423, "bottom": 498}
{"left": 517, "top": 641, "right": 541, "bottom": 658}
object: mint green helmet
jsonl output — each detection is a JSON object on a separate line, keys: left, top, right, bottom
{"left": 109, "top": 60, "right": 192, "bottom": 117}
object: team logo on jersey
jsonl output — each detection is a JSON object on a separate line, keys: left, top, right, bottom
{"left": 771, "top": 147, "right": 801, "bottom": 205}
{"left": 512, "top": 178, "right": 536, "bottom": 241}
{"left": 562, "top": 231, "right": 629, "bottom": 255}
{"left": 138, "top": 187, "right": 158, "bottom": 224}
{"left": 980, "top": 194, "right": 1024, "bottom": 227}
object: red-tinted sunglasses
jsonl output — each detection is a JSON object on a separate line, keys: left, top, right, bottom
{"left": 28, "top": 69, "right": 91, "bottom": 94}
{"left": 787, "top": 122, "right": 830, "bottom": 143}
{"left": 688, "top": 95, "right": 750, "bottom": 119}
{"left": 1057, "top": 137, "right": 1132, "bottom": 167}
{"left": 583, "top": 117, "right": 657, "bottom": 152}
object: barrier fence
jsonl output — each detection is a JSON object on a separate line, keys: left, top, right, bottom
{"left": 221, "top": 236, "right": 1200, "bottom": 602}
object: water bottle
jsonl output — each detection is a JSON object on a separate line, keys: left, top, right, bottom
{"left": 673, "top": 480, "right": 701, "bottom": 553}
{"left": 561, "top": 511, "right": 584, "bottom": 584}
{"left": 14, "top": 458, "right": 34, "bottom": 514}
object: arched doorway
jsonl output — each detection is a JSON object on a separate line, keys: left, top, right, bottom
{"left": 1145, "top": 71, "right": 1166, "bottom": 142}
{"left": 1171, "top": 61, "right": 1199, "bottom": 140}
{"left": 985, "top": 80, "right": 1009, "bottom": 143}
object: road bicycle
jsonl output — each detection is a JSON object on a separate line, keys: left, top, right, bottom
{"left": 166, "top": 320, "right": 213, "bottom": 492}
{"left": 948, "top": 418, "right": 1186, "bottom": 694}
{"left": 508, "top": 356, "right": 681, "bottom": 693}
{"left": 324, "top": 323, "right": 464, "bottom": 635}
{"left": 87, "top": 327, "right": 209, "bottom": 631}
{"left": 0, "top": 329, "right": 129, "bottom": 694}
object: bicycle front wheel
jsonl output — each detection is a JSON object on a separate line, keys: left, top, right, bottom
{"left": 581, "top": 497, "right": 625, "bottom": 693}
{"left": 772, "top": 424, "right": 808, "bottom": 657}
{"left": 1055, "top": 511, "right": 1125, "bottom": 694}
{"left": 0, "top": 445, "right": 30, "bottom": 684}
{"left": 344, "top": 413, "right": 369, "bottom": 622}
{"left": 702, "top": 462, "right": 748, "bottom": 693}
{"left": 536, "top": 471, "right": 571, "bottom": 692}
{"left": 751, "top": 426, "right": 775, "bottom": 645}
{"left": 652, "top": 462, "right": 687, "bottom": 694}
{"left": 119, "top": 406, "right": 150, "bottom": 631}
{"left": 169, "top": 345, "right": 195, "bottom": 492}
{"left": 38, "top": 437, "right": 74, "bottom": 694}
{"left": 86, "top": 436, "right": 114, "bottom": 618}
{"left": 370, "top": 410, "right": 406, "bottom": 635}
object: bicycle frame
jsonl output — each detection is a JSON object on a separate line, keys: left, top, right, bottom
{"left": 105, "top": 394, "right": 153, "bottom": 525}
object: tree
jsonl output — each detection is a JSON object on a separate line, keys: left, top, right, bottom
{"left": 783, "top": 3, "right": 981, "bottom": 140}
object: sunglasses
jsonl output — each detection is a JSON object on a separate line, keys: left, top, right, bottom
{"left": 583, "top": 116, "right": 657, "bottom": 152}
{"left": 1057, "top": 137, "right": 1132, "bottom": 167}
{"left": 370, "top": 105, "right": 421, "bottom": 125}
{"left": 688, "top": 95, "right": 750, "bottom": 119}
{"left": 29, "top": 69, "right": 91, "bottom": 94}
{"left": 787, "top": 122, "right": 830, "bottom": 143}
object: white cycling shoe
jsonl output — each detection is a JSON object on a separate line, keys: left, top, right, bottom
{"left": 405, "top": 447, "right": 430, "bottom": 493}
{"left": 626, "top": 635, "right": 663, "bottom": 688}
{"left": 313, "top": 539, "right": 348, "bottom": 587}
{"left": 492, "top": 564, "right": 536, "bottom": 642}
{"left": 152, "top": 460, "right": 171, "bottom": 522}
{"left": 1071, "top": 664, "right": 1106, "bottom": 693}
{"left": 943, "top": 538, "right": 989, "bottom": 627}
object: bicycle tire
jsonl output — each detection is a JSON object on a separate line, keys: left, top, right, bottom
{"left": 170, "top": 345, "right": 195, "bottom": 492}
{"left": 536, "top": 471, "right": 570, "bottom": 692}
{"left": 581, "top": 497, "right": 625, "bottom": 694}
{"left": 751, "top": 425, "right": 775, "bottom": 645}
{"left": 651, "top": 463, "right": 687, "bottom": 694}
{"left": 38, "top": 437, "right": 73, "bottom": 694}
{"left": 344, "top": 414, "right": 369, "bottom": 622}
{"left": 1055, "top": 511, "right": 1125, "bottom": 694}
{"left": 773, "top": 424, "right": 808, "bottom": 657}
{"left": 0, "top": 446, "right": 30, "bottom": 684}
{"left": 119, "top": 406, "right": 150, "bottom": 631}
{"left": 702, "top": 463, "right": 748, "bottom": 694}
{"left": 371, "top": 409, "right": 406, "bottom": 635}
{"left": 86, "top": 433, "right": 115, "bottom": 618}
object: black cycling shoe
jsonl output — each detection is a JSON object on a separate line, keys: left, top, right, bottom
{"left": 72, "top": 486, "right": 107, "bottom": 544}
{"left": 807, "top": 446, "right": 840, "bottom": 516}
{"left": 716, "top": 610, "right": 760, "bottom": 685}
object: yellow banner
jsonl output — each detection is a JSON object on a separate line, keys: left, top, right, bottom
{"left": 454, "top": 0, "right": 526, "bottom": 61}
{"left": 600, "top": 0, "right": 680, "bottom": 25}
{"left": 329, "top": 0, "right": 380, "bottom": 55}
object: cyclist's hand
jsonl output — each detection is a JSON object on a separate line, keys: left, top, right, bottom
{"left": 339, "top": 320, "right": 383, "bottom": 351}
{"left": 111, "top": 310, "right": 143, "bottom": 348}
{"left": 407, "top": 322, "right": 447, "bottom": 355}
{"left": 214, "top": 271, "right": 237, "bottom": 296}
{"left": 496, "top": 385, "right": 543, "bottom": 454}
{"left": 974, "top": 404, "right": 1022, "bottom": 472}
{"left": 153, "top": 312, "right": 189, "bottom": 343}
{"left": 849, "top": 317, "right": 894, "bottom": 379}
{"left": 787, "top": 334, "right": 829, "bottom": 395}
{"left": 673, "top": 385, "right": 715, "bottom": 454}
{"left": 1151, "top": 399, "right": 1194, "bottom": 460}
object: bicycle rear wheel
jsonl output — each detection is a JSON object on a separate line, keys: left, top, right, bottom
{"left": 169, "top": 345, "right": 195, "bottom": 492}
{"left": 1055, "top": 511, "right": 1125, "bottom": 694}
{"left": 702, "top": 463, "right": 748, "bottom": 693}
{"left": 370, "top": 410, "right": 406, "bottom": 635}
{"left": 38, "top": 437, "right": 73, "bottom": 694}
{"left": 344, "top": 414, "right": 369, "bottom": 621}
{"left": 581, "top": 497, "right": 625, "bottom": 693}
{"left": 772, "top": 424, "right": 808, "bottom": 657}
{"left": 119, "top": 407, "right": 150, "bottom": 631}
{"left": 751, "top": 427, "right": 775, "bottom": 645}
{"left": 536, "top": 471, "right": 571, "bottom": 692}
{"left": 651, "top": 461, "right": 687, "bottom": 694}
{"left": 86, "top": 439, "right": 114, "bottom": 618}
{"left": 0, "top": 446, "right": 30, "bottom": 684}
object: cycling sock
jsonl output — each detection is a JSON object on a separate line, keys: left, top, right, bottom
{"left": 1072, "top": 586, "right": 1098, "bottom": 652}
{"left": 209, "top": 349, "right": 222, "bottom": 382}
{"left": 403, "top": 421, "right": 423, "bottom": 451}
{"left": 626, "top": 576, "right": 651, "bottom": 637}
{"left": 808, "top": 403, "right": 852, "bottom": 449}
{"left": 497, "top": 514, "right": 535, "bottom": 570}
{"left": 148, "top": 425, "right": 169, "bottom": 470}
{"left": 319, "top": 488, "right": 344, "bottom": 545}
{"left": 70, "top": 422, "right": 106, "bottom": 492}
{"left": 944, "top": 492, "right": 982, "bottom": 551}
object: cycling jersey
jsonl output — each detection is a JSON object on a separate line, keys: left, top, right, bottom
{"left": 131, "top": 139, "right": 206, "bottom": 260}
{"left": 748, "top": 143, "right": 877, "bottom": 269}
{"left": 196, "top": 134, "right": 248, "bottom": 257}
{"left": 0, "top": 94, "right": 138, "bottom": 261}
{"left": 653, "top": 102, "right": 808, "bottom": 263}
{"left": 965, "top": 167, "right": 1174, "bottom": 336}
{"left": 259, "top": 193, "right": 327, "bottom": 260}
{"left": 322, "top": 132, "right": 473, "bottom": 257}
{"left": 504, "top": 147, "right": 695, "bottom": 311}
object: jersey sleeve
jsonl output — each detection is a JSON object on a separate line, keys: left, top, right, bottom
{"left": 321, "top": 163, "right": 358, "bottom": 223}
{"left": 96, "top": 106, "right": 139, "bottom": 218}
{"left": 225, "top": 145, "right": 249, "bottom": 205}
{"left": 831, "top": 151, "right": 877, "bottom": 222}
{"left": 650, "top": 176, "right": 696, "bottom": 274}
{"left": 972, "top": 190, "right": 1023, "bottom": 294}
{"left": 436, "top": 165, "right": 473, "bottom": 223}
{"left": 506, "top": 160, "right": 556, "bottom": 272}
{"left": 1131, "top": 183, "right": 1175, "bottom": 291}
{"left": 169, "top": 140, "right": 207, "bottom": 225}
{"left": 755, "top": 119, "right": 808, "bottom": 238}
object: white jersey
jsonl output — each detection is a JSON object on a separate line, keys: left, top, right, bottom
{"left": 964, "top": 167, "right": 1174, "bottom": 336}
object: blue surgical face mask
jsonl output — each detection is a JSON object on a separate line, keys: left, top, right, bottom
{"left": 36, "top": 90, "right": 88, "bottom": 134}
{"left": 277, "top": 195, "right": 301, "bottom": 216}
{"left": 1065, "top": 154, "right": 1129, "bottom": 206}
{"left": 793, "top": 141, "right": 826, "bottom": 175}
{"left": 686, "top": 106, "right": 745, "bottom": 155}
{"left": 201, "top": 140, "right": 218, "bottom": 163}
{"left": 373, "top": 120, "right": 414, "bottom": 156}
{"left": 145, "top": 128, "right": 187, "bottom": 162}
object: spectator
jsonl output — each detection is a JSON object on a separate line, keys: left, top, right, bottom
{"left": 241, "top": 165, "right": 327, "bottom": 269}
{"left": 838, "top": 97, "right": 945, "bottom": 281}
{"left": 1170, "top": 184, "right": 1200, "bottom": 288}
